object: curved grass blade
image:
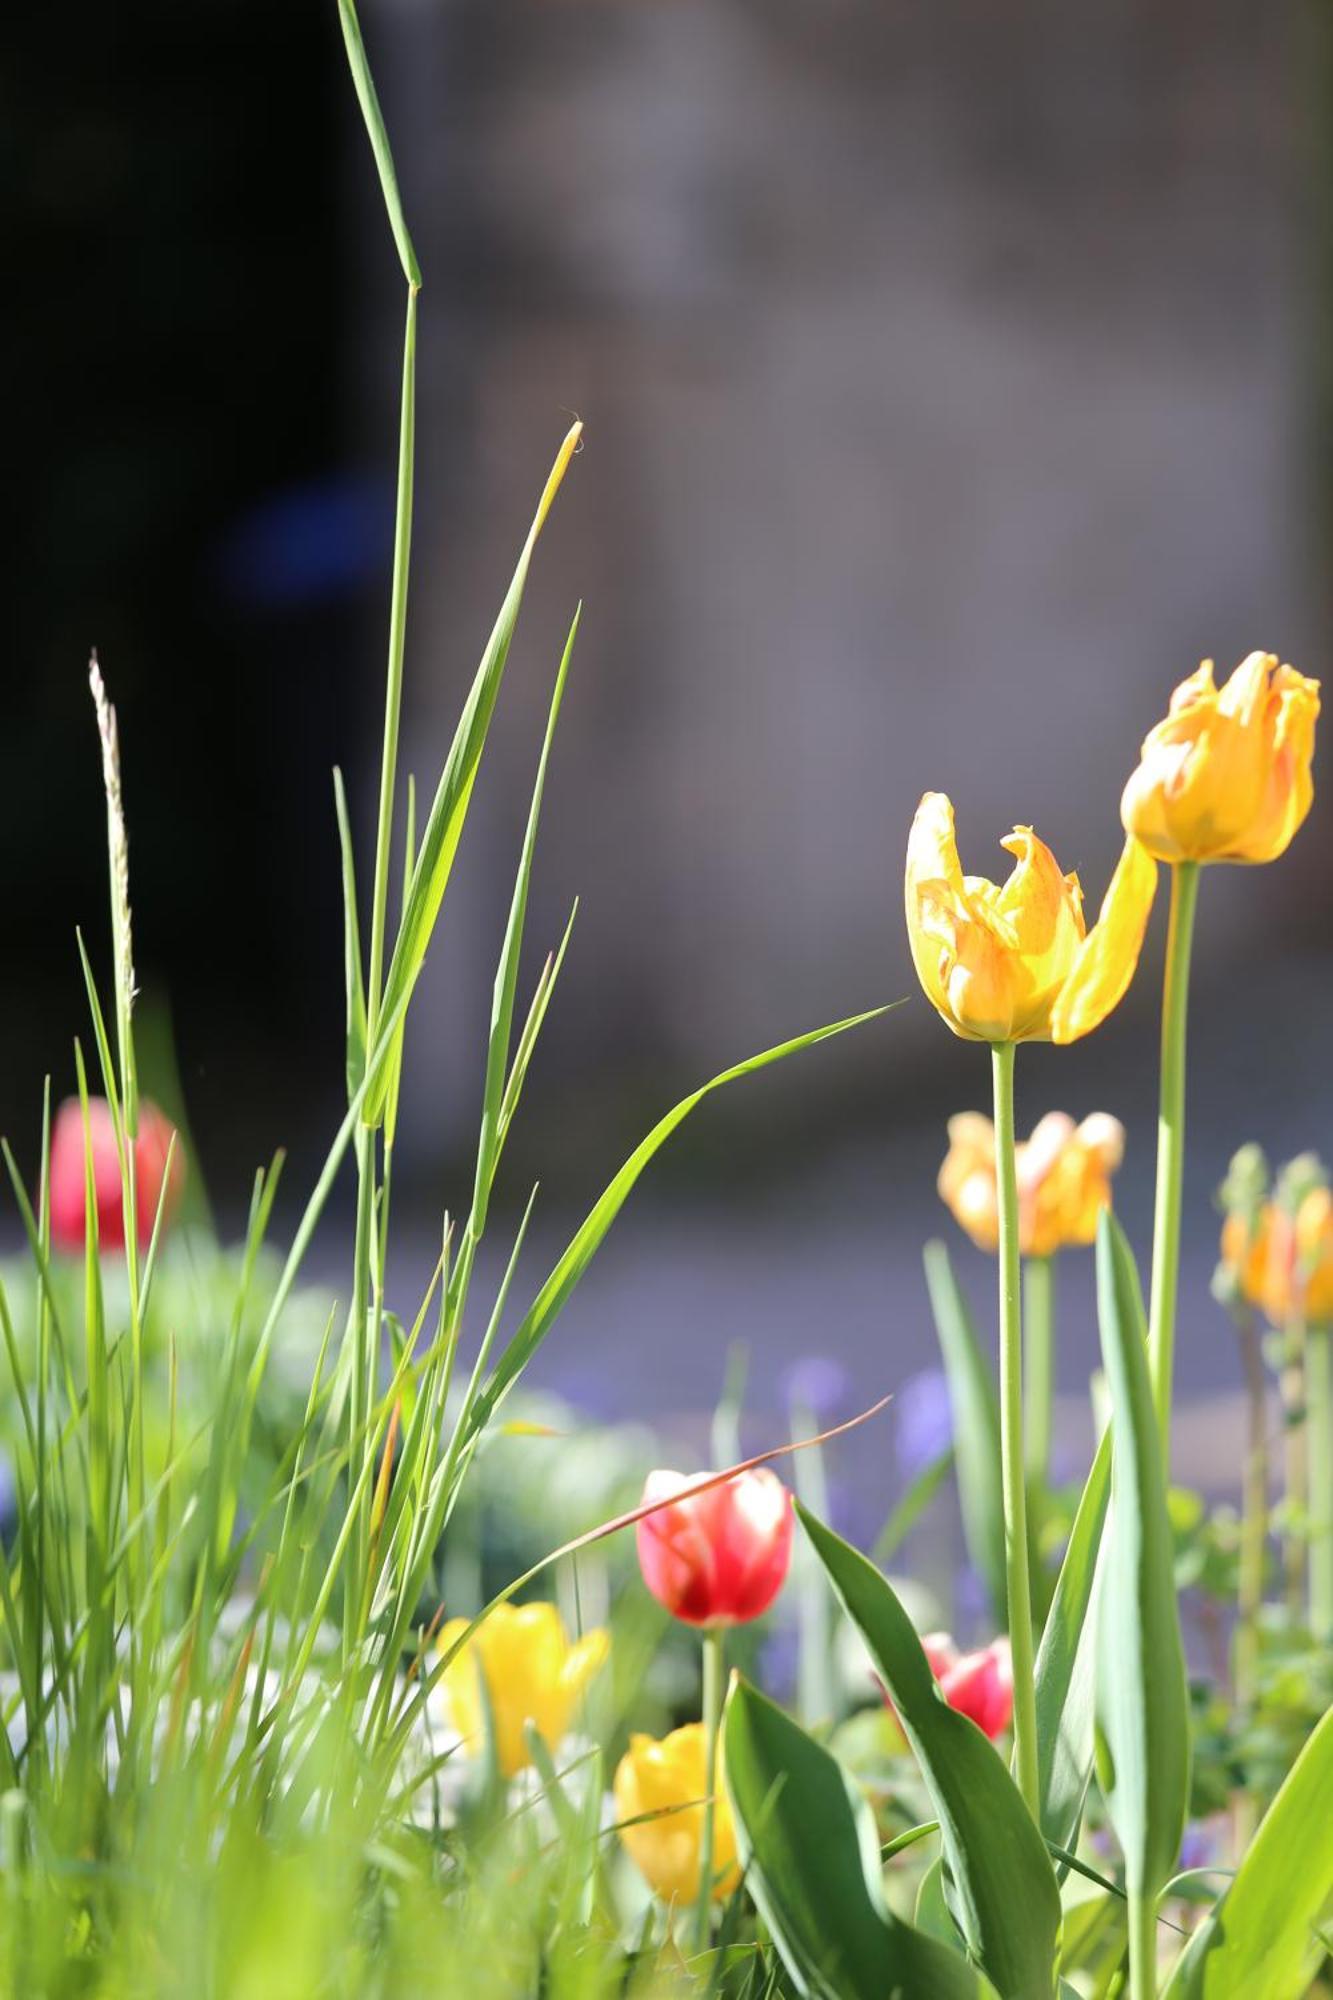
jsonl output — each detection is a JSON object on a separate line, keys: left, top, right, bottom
{"left": 463, "top": 1008, "right": 891, "bottom": 1442}
{"left": 798, "top": 1503, "right": 1062, "bottom": 1998}
{"left": 469, "top": 606, "right": 579, "bottom": 1242}
{"left": 724, "top": 1676, "right": 990, "bottom": 1999}
{"left": 363, "top": 423, "right": 582, "bottom": 1125}
{"left": 336, "top": 0, "right": 420, "bottom": 285}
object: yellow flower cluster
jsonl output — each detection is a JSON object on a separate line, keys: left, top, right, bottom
{"left": 906, "top": 653, "right": 1319, "bottom": 1045}
{"left": 939, "top": 1109, "right": 1125, "bottom": 1259}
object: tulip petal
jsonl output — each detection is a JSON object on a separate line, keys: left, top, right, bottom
{"left": 1049, "top": 837, "right": 1158, "bottom": 1044}
{"left": 905, "top": 793, "right": 971, "bottom": 1028}
{"left": 1231, "top": 665, "right": 1321, "bottom": 863}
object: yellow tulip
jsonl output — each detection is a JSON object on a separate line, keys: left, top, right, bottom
{"left": 1122, "top": 652, "right": 1320, "bottom": 865}
{"left": 905, "top": 792, "right": 1156, "bottom": 1045}
{"left": 436, "top": 1602, "right": 609, "bottom": 1778}
{"left": 939, "top": 1108, "right": 1125, "bottom": 1259}
{"left": 613, "top": 1724, "right": 739, "bottom": 1904}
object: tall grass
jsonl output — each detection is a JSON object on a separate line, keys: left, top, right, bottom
{"left": 0, "top": 11, "right": 877, "bottom": 1992}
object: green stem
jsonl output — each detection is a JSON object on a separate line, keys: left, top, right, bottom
{"left": 364, "top": 285, "right": 419, "bottom": 1046}
{"left": 991, "top": 1041, "right": 1039, "bottom": 1818}
{"left": 1282, "top": 1315, "right": 1309, "bottom": 1617}
{"left": 1307, "top": 1321, "right": 1333, "bottom": 1642}
{"left": 1127, "top": 1889, "right": 1157, "bottom": 2000}
{"left": 1023, "top": 1254, "right": 1056, "bottom": 1491}
{"left": 694, "top": 1627, "right": 725, "bottom": 1953}
{"left": 1147, "top": 860, "right": 1201, "bottom": 1459}
{"left": 348, "top": 283, "right": 417, "bottom": 1664}
{"left": 1234, "top": 1312, "right": 1268, "bottom": 1707}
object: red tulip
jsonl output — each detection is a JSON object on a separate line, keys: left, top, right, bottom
{"left": 921, "top": 1631, "right": 1013, "bottom": 1740}
{"left": 49, "top": 1097, "right": 184, "bottom": 1255}
{"left": 635, "top": 1468, "right": 794, "bottom": 1627}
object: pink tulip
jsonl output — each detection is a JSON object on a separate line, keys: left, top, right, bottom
{"left": 921, "top": 1631, "right": 1013, "bottom": 1740}
{"left": 49, "top": 1097, "right": 184, "bottom": 1255}
{"left": 635, "top": 1467, "right": 794, "bottom": 1627}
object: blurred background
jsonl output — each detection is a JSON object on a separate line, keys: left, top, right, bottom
{"left": 6, "top": 0, "right": 1333, "bottom": 1498}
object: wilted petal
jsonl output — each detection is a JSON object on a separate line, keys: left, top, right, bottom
{"left": 1050, "top": 836, "right": 1158, "bottom": 1044}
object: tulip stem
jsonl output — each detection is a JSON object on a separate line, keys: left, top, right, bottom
{"left": 1234, "top": 1310, "right": 1269, "bottom": 1708}
{"left": 1281, "top": 1314, "right": 1309, "bottom": 1616}
{"left": 1023, "top": 1254, "right": 1056, "bottom": 1493}
{"left": 991, "top": 1041, "right": 1040, "bottom": 1818}
{"left": 693, "top": 1626, "right": 725, "bottom": 1953}
{"left": 1147, "top": 859, "right": 1200, "bottom": 1459}
{"left": 1127, "top": 1889, "right": 1157, "bottom": 2000}
{"left": 1308, "top": 1321, "right": 1333, "bottom": 1643}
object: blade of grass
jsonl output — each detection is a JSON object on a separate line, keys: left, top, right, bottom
{"left": 465, "top": 1007, "right": 893, "bottom": 1445}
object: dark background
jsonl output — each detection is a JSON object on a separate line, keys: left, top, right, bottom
{"left": 5, "top": 1, "right": 1333, "bottom": 1477}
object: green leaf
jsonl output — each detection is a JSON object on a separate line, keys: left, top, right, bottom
{"left": 1033, "top": 1423, "right": 1110, "bottom": 1853}
{"left": 873, "top": 1444, "right": 954, "bottom": 1567}
{"left": 799, "top": 1504, "right": 1062, "bottom": 1998}
{"left": 362, "top": 422, "right": 582, "bottom": 1125}
{"left": 915, "top": 1854, "right": 961, "bottom": 1948}
{"left": 923, "top": 1241, "right": 1007, "bottom": 1625}
{"left": 1093, "top": 1212, "right": 1189, "bottom": 1905}
{"left": 332, "top": 769, "right": 368, "bottom": 1106}
{"left": 463, "top": 1008, "right": 890, "bottom": 1443}
{"left": 336, "top": 0, "right": 420, "bottom": 286}
{"left": 723, "top": 1677, "right": 989, "bottom": 2000}
{"left": 468, "top": 606, "right": 579, "bottom": 1239}
{"left": 1162, "top": 1700, "right": 1333, "bottom": 1999}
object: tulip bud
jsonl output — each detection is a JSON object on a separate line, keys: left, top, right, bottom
{"left": 1214, "top": 1145, "right": 1271, "bottom": 1312}
{"left": 614, "top": 1724, "right": 739, "bottom": 1904}
{"left": 635, "top": 1468, "right": 793, "bottom": 1627}
{"left": 1122, "top": 653, "right": 1320, "bottom": 866}
{"left": 49, "top": 1097, "right": 184, "bottom": 1255}
{"left": 919, "top": 1631, "right": 1013, "bottom": 1740}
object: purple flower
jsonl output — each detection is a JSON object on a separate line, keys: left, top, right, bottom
{"left": 782, "top": 1356, "right": 851, "bottom": 1422}
{"left": 894, "top": 1368, "right": 953, "bottom": 1477}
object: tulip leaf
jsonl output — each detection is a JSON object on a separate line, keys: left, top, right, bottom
{"left": 1033, "top": 1415, "right": 1111, "bottom": 1855}
{"left": 915, "top": 1854, "right": 961, "bottom": 1948}
{"left": 923, "top": 1241, "right": 1007, "bottom": 1627}
{"left": 1161, "top": 1699, "right": 1333, "bottom": 2000}
{"left": 798, "top": 1503, "right": 1062, "bottom": 1998}
{"left": 724, "top": 1676, "right": 990, "bottom": 2000}
{"left": 1092, "top": 1211, "right": 1189, "bottom": 1905}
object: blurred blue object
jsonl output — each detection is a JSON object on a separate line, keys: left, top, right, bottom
{"left": 780, "top": 1354, "right": 850, "bottom": 1422}
{"left": 894, "top": 1367, "right": 954, "bottom": 1477}
{"left": 215, "top": 474, "right": 392, "bottom": 609}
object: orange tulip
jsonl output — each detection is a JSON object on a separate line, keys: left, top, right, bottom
{"left": 939, "top": 1109, "right": 1124, "bottom": 1259}
{"left": 1223, "top": 1187, "right": 1333, "bottom": 1328}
